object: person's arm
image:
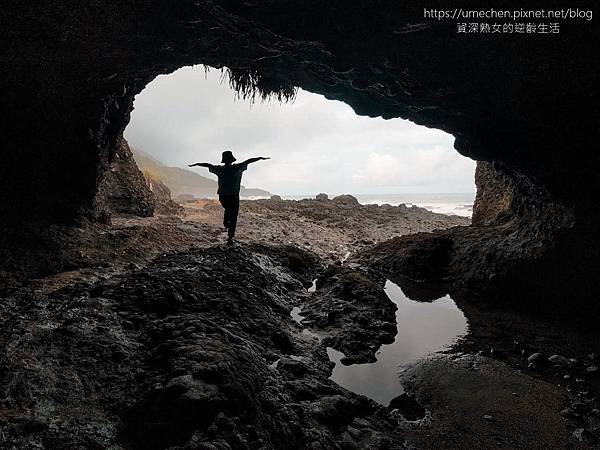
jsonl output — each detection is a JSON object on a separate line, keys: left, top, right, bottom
{"left": 239, "top": 157, "right": 270, "bottom": 165}
{"left": 188, "top": 162, "right": 213, "bottom": 168}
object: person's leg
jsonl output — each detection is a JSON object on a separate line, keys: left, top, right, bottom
{"left": 219, "top": 195, "right": 230, "bottom": 229}
{"left": 223, "top": 208, "right": 231, "bottom": 229}
{"left": 227, "top": 195, "right": 240, "bottom": 239}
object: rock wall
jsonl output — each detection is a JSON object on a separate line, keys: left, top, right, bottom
{"left": 95, "top": 137, "right": 184, "bottom": 218}
{"left": 472, "top": 162, "right": 517, "bottom": 227}
{"left": 96, "top": 138, "right": 155, "bottom": 218}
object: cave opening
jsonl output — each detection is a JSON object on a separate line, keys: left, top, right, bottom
{"left": 120, "top": 62, "right": 479, "bottom": 406}
{"left": 124, "top": 65, "right": 476, "bottom": 218}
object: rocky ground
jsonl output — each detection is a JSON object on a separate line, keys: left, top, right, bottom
{"left": 0, "top": 243, "right": 410, "bottom": 449}
{"left": 1, "top": 198, "right": 598, "bottom": 448}
{"left": 184, "top": 195, "right": 469, "bottom": 264}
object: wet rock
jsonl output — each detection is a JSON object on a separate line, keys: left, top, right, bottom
{"left": 489, "top": 348, "right": 505, "bottom": 359}
{"left": 311, "top": 395, "right": 370, "bottom": 427}
{"left": 160, "top": 375, "right": 225, "bottom": 417}
{"left": 527, "top": 352, "right": 547, "bottom": 366}
{"left": 271, "top": 330, "right": 294, "bottom": 353}
{"left": 359, "top": 233, "right": 454, "bottom": 282}
{"left": 572, "top": 428, "right": 585, "bottom": 442}
{"left": 571, "top": 402, "right": 588, "bottom": 413}
{"left": 548, "top": 354, "right": 570, "bottom": 367}
{"left": 560, "top": 407, "right": 579, "bottom": 418}
{"left": 388, "top": 394, "right": 426, "bottom": 421}
{"left": 22, "top": 417, "right": 50, "bottom": 433}
{"left": 270, "top": 195, "right": 282, "bottom": 201}
{"left": 300, "top": 265, "right": 396, "bottom": 363}
{"left": 0, "top": 242, "right": 410, "bottom": 448}
{"left": 278, "top": 357, "right": 309, "bottom": 377}
{"left": 315, "top": 193, "right": 329, "bottom": 201}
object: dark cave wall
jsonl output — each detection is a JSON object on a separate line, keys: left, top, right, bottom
{"left": 1, "top": 1, "right": 598, "bottom": 311}
{"left": 471, "top": 160, "right": 574, "bottom": 229}
{"left": 2, "top": 0, "right": 597, "bottom": 225}
{"left": 0, "top": 73, "right": 139, "bottom": 223}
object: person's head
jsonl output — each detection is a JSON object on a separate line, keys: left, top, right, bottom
{"left": 221, "top": 150, "right": 236, "bottom": 165}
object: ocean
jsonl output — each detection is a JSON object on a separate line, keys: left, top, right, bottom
{"left": 277, "top": 193, "right": 475, "bottom": 217}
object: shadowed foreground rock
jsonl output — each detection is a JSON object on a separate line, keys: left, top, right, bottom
{"left": 1, "top": 208, "right": 599, "bottom": 447}
{"left": 398, "top": 355, "right": 591, "bottom": 449}
{"left": 0, "top": 244, "right": 403, "bottom": 449}
{"left": 300, "top": 264, "right": 398, "bottom": 365}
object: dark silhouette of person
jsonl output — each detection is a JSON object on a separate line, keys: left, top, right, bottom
{"left": 189, "top": 150, "right": 270, "bottom": 244}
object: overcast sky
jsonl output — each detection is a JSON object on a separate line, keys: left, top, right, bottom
{"left": 124, "top": 66, "right": 475, "bottom": 196}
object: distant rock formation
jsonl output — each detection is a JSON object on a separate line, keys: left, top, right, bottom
{"left": 313, "top": 194, "right": 359, "bottom": 205}
{"left": 332, "top": 194, "right": 360, "bottom": 206}
{"left": 174, "top": 193, "right": 196, "bottom": 203}
{"left": 132, "top": 148, "right": 271, "bottom": 199}
{"left": 96, "top": 139, "right": 155, "bottom": 217}
{"left": 145, "top": 175, "right": 184, "bottom": 215}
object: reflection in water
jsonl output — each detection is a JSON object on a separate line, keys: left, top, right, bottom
{"left": 290, "top": 302, "right": 321, "bottom": 342}
{"left": 328, "top": 280, "right": 468, "bottom": 406}
{"left": 290, "top": 306, "right": 304, "bottom": 324}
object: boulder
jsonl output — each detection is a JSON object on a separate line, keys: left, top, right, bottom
{"left": 332, "top": 194, "right": 360, "bottom": 206}
{"left": 527, "top": 352, "right": 547, "bottom": 366}
{"left": 548, "top": 355, "right": 570, "bottom": 367}
{"left": 145, "top": 174, "right": 184, "bottom": 215}
{"left": 388, "top": 393, "right": 426, "bottom": 421}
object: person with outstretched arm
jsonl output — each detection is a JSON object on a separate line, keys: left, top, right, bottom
{"left": 189, "top": 150, "right": 270, "bottom": 245}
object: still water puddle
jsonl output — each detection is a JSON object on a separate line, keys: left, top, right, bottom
{"left": 327, "top": 280, "right": 468, "bottom": 406}
{"left": 290, "top": 280, "right": 321, "bottom": 342}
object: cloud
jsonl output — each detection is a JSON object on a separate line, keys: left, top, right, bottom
{"left": 124, "top": 66, "right": 476, "bottom": 195}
